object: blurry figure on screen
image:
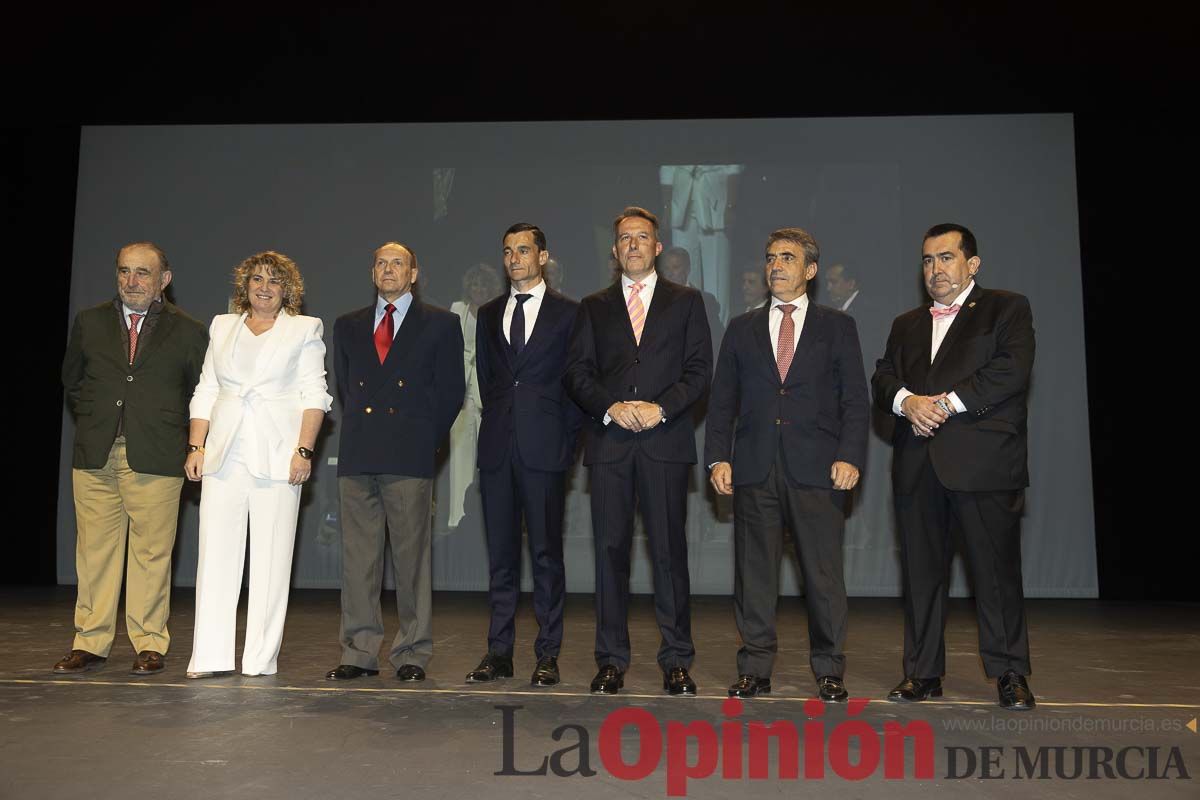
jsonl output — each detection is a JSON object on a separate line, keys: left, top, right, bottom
{"left": 825, "top": 262, "right": 860, "bottom": 312}
{"left": 57, "top": 242, "right": 208, "bottom": 677}
{"left": 544, "top": 257, "right": 566, "bottom": 296}
{"left": 597, "top": 254, "right": 621, "bottom": 291}
{"left": 659, "top": 246, "right": 725, "bottom": 353}
{"left": 741, "top": 266, "right": 768, "bottom": 312}
{"left": 449, "top": 263, "right": 504, "bottom": 528}
{"left": 659, "top": 164, "right": 743, "bottom": 323}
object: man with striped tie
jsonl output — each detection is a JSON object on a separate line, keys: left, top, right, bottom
{"left": 565, "top": 207, "right": 712, "bottom": 696}
{"left": 704, "top": 227, "right": 869, "bottom": 701}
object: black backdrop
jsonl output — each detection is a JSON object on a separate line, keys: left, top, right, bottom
{"left": 3, "top": 3, "right": 1192, "bottom": 600}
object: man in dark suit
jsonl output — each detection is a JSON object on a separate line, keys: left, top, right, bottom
{"left": 872, "top": 223, "right": 1037, "bottom": 710}
{"left": 659, "top": 246, "right": 726, "bottom": 355}
{"left": 57, "top": 241, "right": 208, "bottom": 676}
{"left": 705, "top": 227, "right": 869, "bottom": 701}
{"left": 565, "top": 206, "right": 712, "bottom": 696}
{"left": 326, "top": 242, "right": 465, "bottom": 684}
{"left": 464, "top": 223, "right": 582, "bottom": 687}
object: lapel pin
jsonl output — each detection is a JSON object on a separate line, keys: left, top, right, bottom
{"left": 968, "top": 302, "right": 977, "bottom": 308}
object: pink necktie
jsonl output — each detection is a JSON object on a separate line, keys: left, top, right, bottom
{"left": 929, "top": 304, "right": 961, "bottom": 321}
{"left": 776, "top": 304, "right": 795, "bottom": 383}
{"left": 128, "top": 313, "right": 143, "bottom": 364}
{"left": 627, "top": 282, "right": 646, "bottom": 344}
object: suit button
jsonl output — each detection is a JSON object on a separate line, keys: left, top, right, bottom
{"left": 634, "top": 358, "right": 640, "bottom": 365}
{"left": 126, "top": 375, "right": 134, "bottom": 382}
{"left": 365, "top": 406, "right": 373, "bottom": 414}
{"left": 388, "top": 408, "right": 395, "bottom": 414}
{"left": 358, "top": 380, "right": 364, "bottom": 387}
{"left": 778, "top": 388, "right": 786, "bottom": 395}
{"left": 514, "top": 380, "right": 520, "bottom": 386}
{"left": 775, "top": 418, "right": 781, "bottom": 425}
{"left": 116, "top": 400, "right": 124, "bottom": 407}
{"left": 397, "top": 380, "right": 405, "bottom": 388}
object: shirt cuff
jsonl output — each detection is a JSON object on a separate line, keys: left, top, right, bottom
{"left": 947, "top": 392, "right": 967, "bottom": 414}
{"left": 602, "top": 412, "right": 611, "bottom": 426}
{"left": 892, "top": 388, "right": 914, "bottom": 416}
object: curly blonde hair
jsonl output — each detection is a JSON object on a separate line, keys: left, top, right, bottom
{"left": 231, "top": 251, "right": 304, "bottom": 315}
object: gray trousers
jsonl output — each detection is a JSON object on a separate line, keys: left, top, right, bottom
{"left": 338, "top": 474, "right": 433, "bottom": 671}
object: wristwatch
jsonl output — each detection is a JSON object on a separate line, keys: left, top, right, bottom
{"left": 186, "top": 444, "right": 205, "bottom": 454}
{"left": 296, "top": 446, "right": 314, "bottom": 460}
{"left": 935, "top": 398, "right": 954, "bottom": 416}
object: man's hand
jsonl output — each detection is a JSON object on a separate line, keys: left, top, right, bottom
{"left": 901, "top": 392, "right": 950, "bottom": 433}
{"left": 288, "top": 452, "right": 312, "bottom": 486}
{"left": 607, "top": 402, "right": 643, "bottom": 432}
{"left": 710, "top": 462, "right": 733, "bottom": 495}
{"left": 629, "top": 401, "right": 664, "bottom": 431}
{"left": 830, "top": 461, "right": 860, "bottom": 491}
{"left": 912, "top": 422, "right": 934, "bottom": 438}
{"left": 184, "top": 451, "right": 204, "bottom": 482}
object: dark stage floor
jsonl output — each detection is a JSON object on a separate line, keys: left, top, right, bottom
{"left": 1, "top": 588, "right": 1197, "bottom": 798}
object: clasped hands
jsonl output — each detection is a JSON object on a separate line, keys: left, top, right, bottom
{"left": 184, "top": 450, "right": 312, "bottom": 485}
{"left": 902, "top": 392, "right": 955, "bottom": 438}
{"left": 709, "top": 460, "right": 860, "bottom": 495}
{"left": 607, "top": 401, "right": 664, "bottom": 432}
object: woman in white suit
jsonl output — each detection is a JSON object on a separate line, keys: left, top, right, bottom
{"left": 183, "top": 251, "right": 332, "bottom": 677}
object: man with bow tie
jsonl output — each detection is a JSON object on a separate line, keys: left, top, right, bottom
{"left": 872, "top": 223, "right": 1037, "bottom": 710}
{"left": 704, "top": 227, "right": 869, "bottom": 702}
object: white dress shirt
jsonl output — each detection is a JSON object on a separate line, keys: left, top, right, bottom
{"left": 768, "top": 293, "right": 810, "bottom": 361}
{"left": 375, "top": 292, "right": 414, "bottom": 337}
{"left": 892, "top": 280, "right": 974, "bottom": 416}
{"left": 122, "top": 303, "right": 149, "bottom": 332}
{"left": 501, "top": 278, "right": 547, "bottom": 344}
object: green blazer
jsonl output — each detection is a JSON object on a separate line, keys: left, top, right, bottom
{"left": 62, "top": 298, "right": 209, "bottom": 477}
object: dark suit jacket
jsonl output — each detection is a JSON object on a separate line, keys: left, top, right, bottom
{"left": 334, "top": 299, "right": 466, "bottom": 478}
{"left": 565, "top": 276, "right": 712, "bottom": 465}
{"left": 475, "top": 288, "right": 583, "bottom": 473}
{"left": 62, "top": 298, "right": 208, "bottom": 477}
{"left": 704, "top": 302, "right": 869, "bottom": 488}
{"left": 871, "top": 283, "right": 1035, "bottom": 494}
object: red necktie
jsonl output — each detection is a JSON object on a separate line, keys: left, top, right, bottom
{"left": 374, "top": 303, "right": 396, "bottom": 364}
{"left": 776, "top": 304, "right": 795, "bottom": 383}
{"left": 128, "top": 313, "right": 143, "bottom": 364}
{"left": 929, "top": 304, "right": 961, "bottom": 320}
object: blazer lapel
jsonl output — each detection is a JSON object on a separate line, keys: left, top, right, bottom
{"left": 751, "top": 305, "right": 778, "bottom": 383}
{"left": 606, "top": 283, "right": 637, "bottom": 348}
{"left": 783, "top": 302, "right": 822, "bottom": 386}
{"left": 367, "top": 298, "right": 427, "bottom": 395}
{"left": 929, "top": 283, "right": 983, "bottom": 375}
{"left": 490, "top": 297, "right": 516, "bottom": 373}
{"left": 218, "top": 313, "right": 248, "bottom": 380}
{"left": 252, "top": 309, "right": 291, "bottom": 378}
{"left": 637, "top": 277, "right": 678, "bottom": 349}
{"left": 514, "top": 290, "right": 564, "bottom": 369}
{"left": 131, "top": 303, "right": 176, "bottom": 370}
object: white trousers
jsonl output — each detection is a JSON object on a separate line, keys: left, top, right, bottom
{"left": 672, "top": 215, "right": 732, "bottom": 323}
{"left": 188, "top": 457, "right": 301, "bottom": 676}
{"left": 447, "top": 399, "right": 480, "bottom": 527}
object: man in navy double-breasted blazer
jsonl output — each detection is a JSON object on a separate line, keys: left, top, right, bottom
{"left": 325, "top": 242, "right": 465, "bottom": 684}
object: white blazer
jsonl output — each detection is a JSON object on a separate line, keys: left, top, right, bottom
{"left": 189, "top": 312, "right": 333, "bottom": 481}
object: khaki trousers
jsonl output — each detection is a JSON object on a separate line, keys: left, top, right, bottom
{"left": 71, "top": 437, "right": 183, "bottom": 656}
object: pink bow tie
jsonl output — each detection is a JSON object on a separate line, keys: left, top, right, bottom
{"left": 929, "top": 304, "right": 961, "bottom": 321}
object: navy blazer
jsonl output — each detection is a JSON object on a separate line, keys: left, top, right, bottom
{"left": 704, "top": 302, "right": 869, "bottom": 488}
{"left": 333, "top": 299, "right": 466, "bottom": 478}
{"left": 872, "top": 283, "right": 1035, "bottom": 493}
{"left": 475, "top": 288, "right": 583, "bottom": 473}
{"left": 565, "top": 277, "right": 712, "bottom": 465}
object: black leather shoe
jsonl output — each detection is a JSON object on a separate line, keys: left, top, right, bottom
{"left": 53, "top": 649, "right": 107, "bottom": 674}
{"left": 887, "top": 676, "right": 943, "bottom": 702}
{"left": 817, "top": 675, "right": 848, "bottom": 702}
{"left": 396, "top": 664, "right": 426, "bottom": 682}
{"left": 728, "top": 674, "right": 771, "bottom": 698}
{"left": 590, "top": 665, "right": 624, "bottom": 695}
{"left": 998, "top": 671, "right": 1036, "bottom": 711}
{"left": 326, "top": 664, "right": 380, "bottom": 681}
{"left": 530, "top": 656, "right": 560, "bottom": 687}
{"left": 466, "top": 653, "right": 514, "bottom": 683}
{"left": 664, "top": 666, "right": 697, "bottom": 696}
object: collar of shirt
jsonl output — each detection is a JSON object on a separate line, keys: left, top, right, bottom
{"left": 509, "top": 278, "right": 547, "bottom": 302}
{"left": 933, "top": 280, "right": 975, "bottom": 311}
{"left": 769, "top": 293, "right": 809, "bottom": 314}
{"left": 376, "top": 292, "right": 414, "bottom": 326}
{"left": 122, "top": 302, "right": 156, "bottom": 329}
{"left": 621, "top": 269, "right": 658, "bottom": 294}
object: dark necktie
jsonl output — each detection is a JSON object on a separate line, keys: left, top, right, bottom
{"left": 510, "top": 294, "right": 532, "bottom": 354}
{"left": 374, "top": 303, "right": 396, "bottom": 364}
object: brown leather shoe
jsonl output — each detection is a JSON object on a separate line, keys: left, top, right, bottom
{"left": 53, "top": 649, "right": 107, "bottom": 674}
{"left": 131, "top": 651, "right": 165, "bottom": 675}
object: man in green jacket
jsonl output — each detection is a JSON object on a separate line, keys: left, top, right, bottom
{"left": 56, "top": 241, "right": 208, "bottom": 676}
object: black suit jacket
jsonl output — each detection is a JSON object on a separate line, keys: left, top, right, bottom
{"left": 871, "top": 283, "right": 1035, "bottom": 493}
{"left": 62, "top": 299, "right": 208, "bottom": 477}
{"left": 704, "top": 302, "right": 869, "bottom": 488}
{"left": 475, "top": 288, "right": 583, "bottom": 473}
{"left": 333, "top": 299, "right": 466, "bottom": 478}
{"left": 565, "top": 276, "right": 712, "bottom": 465}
